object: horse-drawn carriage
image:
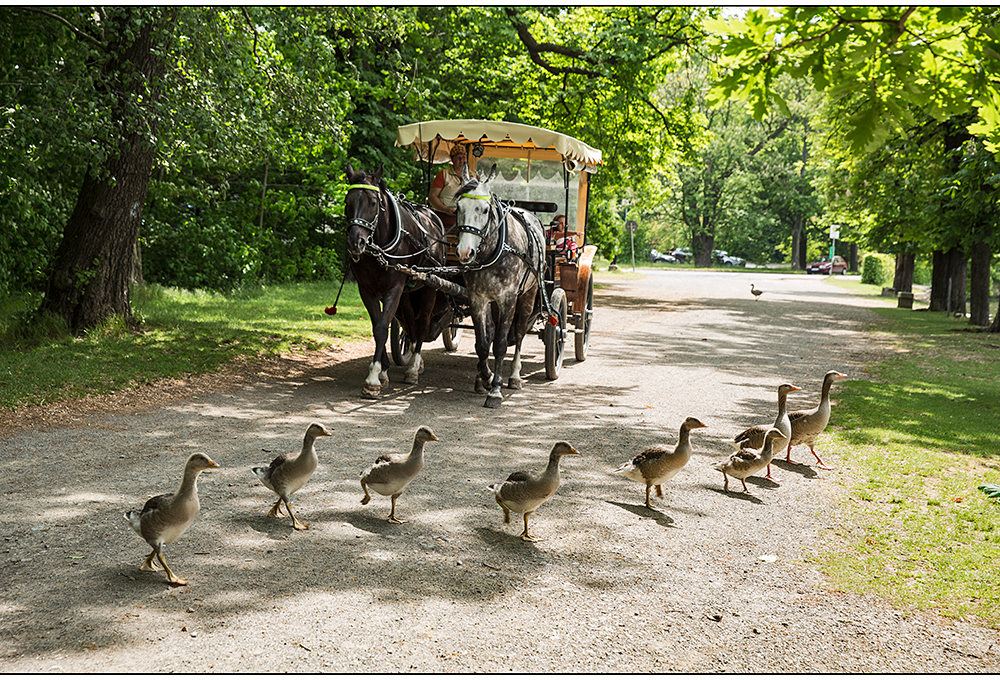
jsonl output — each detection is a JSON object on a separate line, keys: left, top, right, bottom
{"left": 343, "top": 119, "right": 602, "bottom": 407}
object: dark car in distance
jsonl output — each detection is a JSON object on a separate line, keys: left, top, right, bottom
{"left": 806, "top": 255, "right": 847, "bottom": 275}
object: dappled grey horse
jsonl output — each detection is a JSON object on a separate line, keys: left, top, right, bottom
{"left": 454, "top": 164, "right": 546, "bottom": 408}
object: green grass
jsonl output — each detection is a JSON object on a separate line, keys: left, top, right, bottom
{"left": 0, "top": 281, "right": 371, "bottom": 410}
{"left": 816, "top": 307, "right": 1000, "bottom": 625}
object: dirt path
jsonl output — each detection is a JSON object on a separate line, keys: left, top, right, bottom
{"left": 1, "top": 270, "right": 997, "bottom": 672}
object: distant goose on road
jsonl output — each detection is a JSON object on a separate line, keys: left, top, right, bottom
{"left": 750, "top": 283, "right": 763, "bottom": 301}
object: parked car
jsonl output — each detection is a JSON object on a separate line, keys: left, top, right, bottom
{"left": 649, "top": 248, "right": 677, "bottom": 263}
{"left": 670, "top": 247, "right": 692, "bottom": 263}
{"left": 713, "top": 249, "right": 746, "bottom": 267}
{"left": 806, "top": 255, "right": 848, "bottom": 274}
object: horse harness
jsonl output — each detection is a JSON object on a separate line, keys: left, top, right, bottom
{"left": 347, "top": 183, "right": 555, "bottom": 320}
{"left": 455, "top": 193, "right": 544, "bottom": 292}
{"left": 453, "top": 190, "right": 556, "bottom": 318}
{"left": 346, "top": 183, "right": 446, "bottom": 268}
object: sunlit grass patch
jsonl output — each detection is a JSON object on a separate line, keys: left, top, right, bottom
{"left": 0, "top": 280, "right": 371, "bottom": 410}
{"left": 816, "top": 306, "right": 1000, "bottom": 625}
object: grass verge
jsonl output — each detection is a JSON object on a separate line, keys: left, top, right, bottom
{"left": 816, "top": 306, "right": 1000, "bottom": 626}
{"left": 0, "top": 281, "right": 370, "bottom": 411}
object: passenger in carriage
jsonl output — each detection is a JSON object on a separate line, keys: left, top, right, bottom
{"left": 428, "top": 146, "right": 468, "bottom": 228}
{"left": 546, "top": 213, "right": 580, "bottom": 263}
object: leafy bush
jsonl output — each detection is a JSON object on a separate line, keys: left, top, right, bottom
{"left": 861, "top": 253, "right": 893, "bottom": 286}
{"left": 142, "top": 169, "right": 346, "bottom": 292}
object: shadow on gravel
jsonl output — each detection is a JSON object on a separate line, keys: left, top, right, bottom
{"left": 702, "top": 485, "right": 766, "bottom": 505}
{"left": 771, "top": 459, "right": 820, "bottom": 478}
{"left": 0, "top": 274, "right": 880, "bottom": 667}
{"left": 603, "top": 500, "right": 676, "bottom": 528}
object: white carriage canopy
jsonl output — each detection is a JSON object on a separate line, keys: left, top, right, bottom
{"left": 395, "top": 119, "right": 603, "bottom": 173}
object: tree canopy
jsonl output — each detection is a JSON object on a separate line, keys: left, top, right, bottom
{"left": 707, "top": 7, "right": 1000, "bottom": 152}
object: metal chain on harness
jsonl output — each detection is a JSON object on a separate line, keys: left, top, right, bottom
{"left": 346, "top": 183, "right": 446, "bottom": 270}
{"left": 391, "top": 192, "right": 556, "bottom": 322}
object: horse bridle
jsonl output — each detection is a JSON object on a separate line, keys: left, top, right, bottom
{"left": 347, "top": 182, "right": 450, "bottom": 269}
{"left": 346, "top": 183, "right": 404, "bottom": 255}
{"left": 455, "top": 191, "right": 510, "bottom": 270}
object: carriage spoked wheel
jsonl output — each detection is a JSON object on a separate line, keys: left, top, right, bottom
{"left": 574, "top": 272, "right": 594, "bottom": 361}
{"left": 544, "top": 288, "right": 568, "bottom": 380}
{"left": 442, "top": 324, "right": 463, "bottom": 351}
{"left": 390, "top": 319, "right": 413, "bottom": 367}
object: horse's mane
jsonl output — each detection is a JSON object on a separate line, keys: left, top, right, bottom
{"left": 456, "top": 177, "right": 484, "bottom": 196}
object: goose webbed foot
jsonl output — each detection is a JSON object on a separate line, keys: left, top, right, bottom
{"left": 387, "top": 497, "right": 406, "bottom": 524}
{"left": 140, "top": 550, "right": 161, "bottom": 571}
{"left": 811, "top": 447, "right": 834, "bottom": 470}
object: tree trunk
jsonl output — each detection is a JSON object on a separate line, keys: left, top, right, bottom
{"left": 930, "top": 248, "right": 964, "bottom": 313}
{"left": 790, "top": 215, "right": 803, "bottom": 269}
{"left": 892, "top": 252, "right": 914, "bottom": 293}
{"left": 39, "top": 9, "right": 171, "bottom": 333}
{"left": 692, "top": 226, "right": 714, "bottom": 267}
{"left": 969, "top": 240, "right": 991, "bottom": 325}
{"left": 949, "top": 251, "right": 967, "bottom": 316}
{"left": 848, "top": 242, "right": 858, "bottom": 272}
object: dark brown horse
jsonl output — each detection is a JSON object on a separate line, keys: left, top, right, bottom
{"left": 344, "top": 165, "right": 449, "bottom": 397}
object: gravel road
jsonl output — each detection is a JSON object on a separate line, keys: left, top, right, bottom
{"left": 1, "top": 269, "right": 997, "bottom": 672}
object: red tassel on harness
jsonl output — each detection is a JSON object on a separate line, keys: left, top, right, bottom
{"left": 325, "top": 306, "right": 337, "bottom": 316}
{"left": 548, "top": 313, "right": 559, "bottom": 326}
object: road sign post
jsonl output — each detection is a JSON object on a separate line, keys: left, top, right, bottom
{"left": 626, "top": 219, "right": 638, "bottom": 272}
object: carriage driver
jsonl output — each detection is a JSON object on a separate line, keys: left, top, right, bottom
{"left": 428, "top": 145, "right": 468, "bottom": 228}
{"left": 546, "top": 213, "right": 580, "bottom": 262}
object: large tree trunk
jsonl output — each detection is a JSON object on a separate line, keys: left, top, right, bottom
{"left": 892, "top": 252, "right": 914, "bottom": 293}
{"left": 848, "top": 242, "right": 858, "bottom": 272}
{"left": 40, "top": 9, "right": 170, "bottom": 333}
{"left": 969, "top": 240, "right": 992, "bottom": 326}
{"left": 929, "top": 247, "right": 966, "bottom": 313}
{"left": 692, "top": 224, "right": 714, "bottom": 267}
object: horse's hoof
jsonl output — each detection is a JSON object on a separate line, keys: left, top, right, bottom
{"left": 483, "top": 395, "right": 503, "bottom": 408}
{"left": 362, "top": 384, "right": 381, "bottom": 398}
{"left": 404, "top": 373, "right": 419, "bottom": 385}
{"left": 507, "top": 377, "right": 522, "bottom": 390}
{"left": 475, "top": 377, "right": 488, "bottom": 394}
{"left": 379, "top": 374, "right": 389, "bottom": 385}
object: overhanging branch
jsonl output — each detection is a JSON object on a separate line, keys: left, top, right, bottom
{"left": 20, "top": 7, "right": 104, "bottom": 48}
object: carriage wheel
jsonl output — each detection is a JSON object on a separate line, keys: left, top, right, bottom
{"left": 442, "top": 324, "right": 463, "bottom": 351}
{"left": 574, "top": 272, "right": 594, "bottom": 361}
{"left": 544, "top": 288, "right": 567, "bottom": 380}
{"left": 390, "top": 319, "right": 413, "bottom": 367}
